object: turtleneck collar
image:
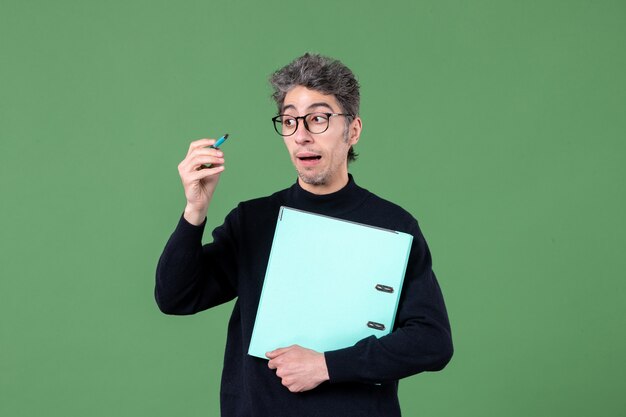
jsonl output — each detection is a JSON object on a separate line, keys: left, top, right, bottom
{"left": 281, "top": 174, "right": 370, "bottom": 217}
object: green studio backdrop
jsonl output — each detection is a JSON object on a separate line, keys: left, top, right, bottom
{"left": 1, "top": 1, "right": 625, "bottom": 416}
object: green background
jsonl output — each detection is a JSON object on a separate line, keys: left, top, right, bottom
{"left": 1, "top": 0, "right": 625, "bottom": 416}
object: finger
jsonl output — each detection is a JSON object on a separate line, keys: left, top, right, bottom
{"left": 181, "top": 145, "right": 223, "bottom": 171}
{"left": 183, "top": 154, "right": 225, "bottom": 171}
{"left": 266, "top": 346, "right": 291, "bottom": 359}
{"left": 179, "top": 161, "right": 221, "bottom": 180}
{"left": 191, "top": 148, "right": 224, "bottom": 158}
{"left": 186, "top": 147, "right": 223, "bottom": 164}
{"left": 192, "top": 156, "right": 225, "bottom": 171}
{"left": 194, "top": 161, "right": 224, "bottom": 172}
{"left": 188, "top": 148, "right": 224, "bottom": 164}
{"left": 189, "top": 165, "right": 225, "bottom": 180}
{"left": 267, "top": 359, "right": 277, "bottom": 370}
{"left": 186, "top": 139, "right": 218, "bottom": 156}
{"left": 182, "top": 165, "right": 224, "bottom": 185}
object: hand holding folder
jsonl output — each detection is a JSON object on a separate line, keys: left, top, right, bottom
{"left": 248, "top": 207, "right": 413, "bottom": 359}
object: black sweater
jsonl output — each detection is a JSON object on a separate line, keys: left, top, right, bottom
{"left": 156, "top": 176, "right": 453, "bottom": 417}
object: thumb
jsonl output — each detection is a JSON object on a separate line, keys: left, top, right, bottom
{"left": 265, "top": 345, "right": 296, "bottom": 359}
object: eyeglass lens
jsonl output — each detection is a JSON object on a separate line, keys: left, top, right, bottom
{"left": 274, "top": 113, "right": 331, "bottom": 136}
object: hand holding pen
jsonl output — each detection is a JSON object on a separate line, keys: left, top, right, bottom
{"left": 198, "top": 133, "right": 229, "bottom": 170}
{"left": 178, "top": 133, "right": 230, "bottom": 225}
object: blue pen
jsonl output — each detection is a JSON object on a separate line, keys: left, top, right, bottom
{"left": 199, "top": 133, "right": 229, "bottom": 169}
{"left": 211, "top": 133, "right": 229, "bottom": 149}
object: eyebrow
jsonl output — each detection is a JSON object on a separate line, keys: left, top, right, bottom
{"left": 281, "top": 102, "right": 335, "bottom": 113}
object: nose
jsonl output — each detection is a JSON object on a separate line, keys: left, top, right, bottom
{"left": 293, "top": 119, "right": 313, "bottom": 145}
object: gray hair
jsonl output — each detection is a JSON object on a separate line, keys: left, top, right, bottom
{"left": 269, "top": 53, "right": 360, "bottom": 162}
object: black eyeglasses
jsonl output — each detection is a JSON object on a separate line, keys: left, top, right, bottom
{"left": 271, "top": 112, "right": 352, "bottom": 136}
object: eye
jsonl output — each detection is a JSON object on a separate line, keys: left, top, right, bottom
{"left": 308, "top": 113, "right": 328, "bottom": 124}
{"left": 282, "top": 117, "right": 296, "bottom": 127}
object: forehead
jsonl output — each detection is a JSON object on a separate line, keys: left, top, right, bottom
{"left": 282, "top": 86, "right": 340, "bottom": 113}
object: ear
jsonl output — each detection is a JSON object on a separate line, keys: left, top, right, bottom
{"left": 348, "top": 116, "right": 362, "bottom": 146}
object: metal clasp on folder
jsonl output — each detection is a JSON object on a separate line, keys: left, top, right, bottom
{"left": 367, "top": 321, "right": 386, "bottom": 331}
{"left": 375, "top": 284, "right": 394, "bottom": 293}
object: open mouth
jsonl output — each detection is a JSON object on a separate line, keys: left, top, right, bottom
{"left": 298, "top": 155, "right": 322, "bottom": 161}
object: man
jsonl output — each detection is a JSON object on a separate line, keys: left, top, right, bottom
{"left": 156, "top": 53, "right": 453, "bottom": 417}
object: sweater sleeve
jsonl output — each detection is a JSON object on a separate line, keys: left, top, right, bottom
{"left": 324, "top": 222, "right": 453, "bottom": 384}
{"left": 154, "top": 211, "right": 239, "bottom": 315}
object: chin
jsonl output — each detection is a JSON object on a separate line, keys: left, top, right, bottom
{"left": 297, "top": 170, "right": 328, "bottom": 186}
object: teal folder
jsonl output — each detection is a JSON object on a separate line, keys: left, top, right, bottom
{"left": 248, "top": 206, "right": 413, "bottom": 359}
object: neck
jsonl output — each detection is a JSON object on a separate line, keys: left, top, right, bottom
{"left": 286, "top": 173, "right": 365, "bottom": 218}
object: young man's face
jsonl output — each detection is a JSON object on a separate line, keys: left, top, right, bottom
{"left": 281, "top": 86, "right": 361, "bottom": 194}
